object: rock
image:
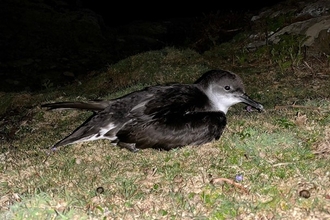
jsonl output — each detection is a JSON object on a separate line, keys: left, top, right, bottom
{"left": 247, "top": 0, "right": 330, "bottom": 56}
{"left": 268, "top": 16, "right": 330, "bottom": 46}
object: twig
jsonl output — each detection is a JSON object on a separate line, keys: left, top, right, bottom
{"left": 274, "top": 105, "right": 321, "bottom": 111}
{"left": 210, "top": 177, "right": 249, "bottom": 194}
{"left": 272, "top": 162, "right": 294, "bottom": 167}
{"left": 303, "top": 60, "right": 314, "bottom": 73}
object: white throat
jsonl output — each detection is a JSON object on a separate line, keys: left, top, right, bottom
{"left": 205, "top": 87, "right": 242, "bottom": 114}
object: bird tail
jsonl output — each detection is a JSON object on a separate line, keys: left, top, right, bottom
{"left": 41, "top": 101, "right": 112, "bottom": 111}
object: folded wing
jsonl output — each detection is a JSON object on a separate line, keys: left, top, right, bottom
{"left": 117, "top": 85, "right": 227, "bottom": 150}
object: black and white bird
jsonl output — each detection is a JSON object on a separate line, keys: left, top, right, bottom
{"left": 42, "top": 69, "right": 264, "bottom": 152}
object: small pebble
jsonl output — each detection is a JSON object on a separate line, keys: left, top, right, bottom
{"left": 299, "top": 189, "right": 310, "bottom": 198}
{"left": 235, "top": 174, "right": 243, "bottom": 182}
{"left": 96, "top": 186, "right": 104, "bottom": 194}
{"left": 245, "top": 106, "right": 253, "bottom": 112}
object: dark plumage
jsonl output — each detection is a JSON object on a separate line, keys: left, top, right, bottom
{"left": 42, "top": 69, "right": 264, "bottom": 152}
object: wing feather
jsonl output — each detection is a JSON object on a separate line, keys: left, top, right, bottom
{"left": 117, "top": 85, "right": 226, "bottom": 150}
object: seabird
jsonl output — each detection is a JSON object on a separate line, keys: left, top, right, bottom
{"left": 42, "top": 69, "right": 264, "bottom": 152}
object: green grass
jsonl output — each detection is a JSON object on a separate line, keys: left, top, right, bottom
{"left": 1, "top": 35, "right": 330, "bottom": 220}
{"left": 2, "top": 101, "right": 330, "bottom": 219}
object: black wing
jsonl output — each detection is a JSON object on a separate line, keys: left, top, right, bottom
{"left": 48, "top": 88, "right": 155, "bottom": 149}
{"left": 41, "top": 101, "right": 113, "bottom": 111}
{"left": 117, "top": 85, "right": 227, "bottom": 150}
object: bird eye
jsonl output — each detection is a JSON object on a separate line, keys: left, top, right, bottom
{"left": 224, "top": 86, "right": 230, "bottom": 90}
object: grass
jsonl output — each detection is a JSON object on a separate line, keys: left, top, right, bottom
{"left": 1, "top": 26, "right": 330, "bottom": 220}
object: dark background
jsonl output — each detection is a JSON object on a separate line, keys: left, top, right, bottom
{"left": 0, "top": 0, "right": 285, "bottom": 92}
{"left": 80, "top": 0, "right": 283, "bottom": 26}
